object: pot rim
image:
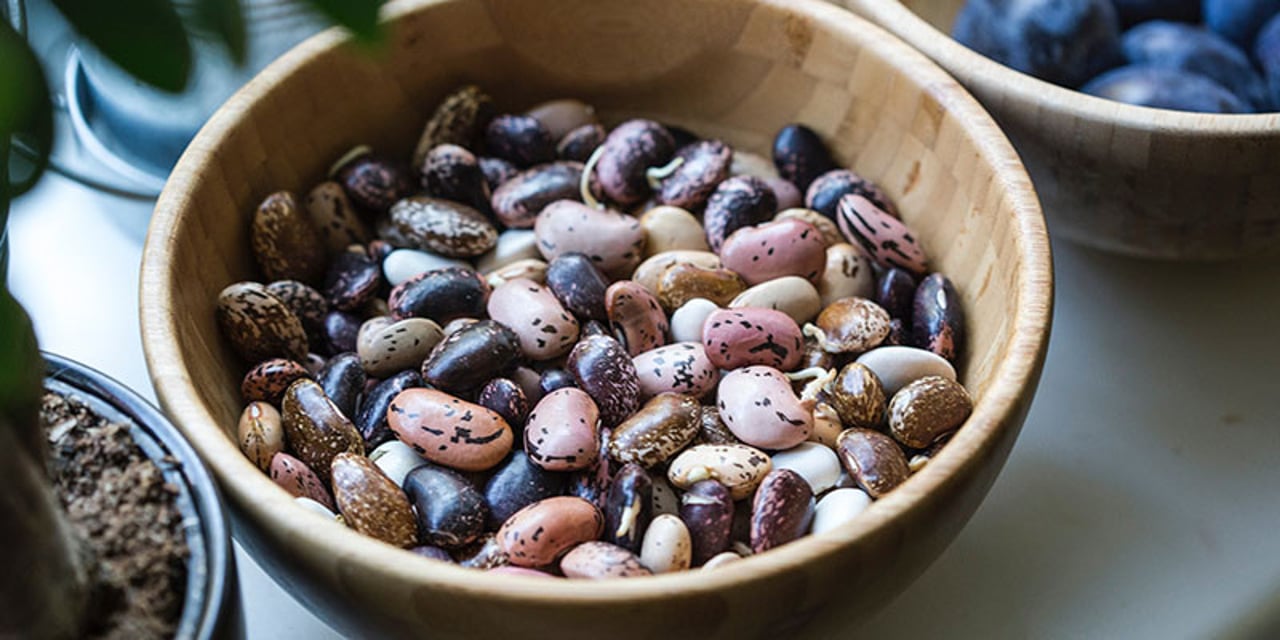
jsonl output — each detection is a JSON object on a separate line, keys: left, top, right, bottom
{"left": 42, "top": 352, "right": 235, "bottom": 640}
{"left": 141, "top": 0, "right": 1052, "bottom": 607}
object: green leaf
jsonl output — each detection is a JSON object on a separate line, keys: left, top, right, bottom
{"left": 50, "top": 0, "right": 193, "bottom": 92}
{"left": 0, "top": 284, "right": 43, "bottom": 450}
{"left": 193, "top": 0, "right": 247, "bottom": 65}
{"left": 304, "top": 0, "right": 384, "bottom": 45}
{"left": 0, "top": 21, "right": 52, "bottom": 197}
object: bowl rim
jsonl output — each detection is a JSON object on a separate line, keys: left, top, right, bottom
{"left": 849, "top": 0, "right": 1280, "bottom": 135}
{"left": 141, "top": 0, "right": 1053, "bottom": 606}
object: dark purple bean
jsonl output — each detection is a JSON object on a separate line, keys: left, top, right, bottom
{"left": 404, "top": 465, "right": 487, "bottom": 549}
{"left": 595, "top": 119, "right": 676, "bottom": 205}
{"left": 545, "top": 253, "right": 610, "bottom": 322}
{"left": 324, "top": 249, "right": 382, "bottom": 312}
{"left": 567, "top": 427, "right": 614, "bottom": 512}
{"left": 680, "top": 479, "right": 734, "bottom": 566}
{"left": 703, "top": 175, "right": 777, "bottom": 252}
{"left": 316, "top": 352, "right": 365, "bottom": 421}
{"left": 538, "top": 368, "right": 577, "bottom": 395}
{"left": 749, "top": 469, "right": 814, "bottom": 553}
{"left": 875, "top": 267, "right": 917, "bottom": 323}
{"left": 566, "top": 334, "right": 640, "bottom": 428}
{"left": 355, "top": 370, "right": 425, "bottom": 448}
{"left": 421, "top": 144, "right": 493, "bottom": 216}
{"left": 484, "top": 114, "right": 556, "bottom": 168}
{"left": 657, "top": 140, "right": 732, "bottom": 211}
{"left": 480, "top": 156, "right": 518, "bottom": 191}
{"left": 421, "top": 320, "right": 521, "bottom": 393}
{"left": 491, "top": 161, "right": 584, "bottom": 229}
{"left": 911, "top": 273, "right": 964, "bottom": 363}
{"left": 772, "top": 124, "right": 836, "bottom": 193}
{"left": 805, "top": 169, "right": 896, "bottom": 221}
{"left": 322, "top": 310, "right": 362, "bottom": 355}
{"left": 335, "top": 150, "right": 414, "bottom": 214}
{"left": 477, "top": 378, "right": 530, "bottom": 432}
{"left": 603, "top": 463, "right": 653, "bottom": 554}
{"left": 388, "top": 266, "right": 490, "bottom": 324}
{"left": 482, "top": 451, "right": 567, "bottom": 530}
{"left": 266, "top": 280, "right": 329, "bottom": 343}
{"left": 557, "top": 123, "right": 606, "bottom": 162}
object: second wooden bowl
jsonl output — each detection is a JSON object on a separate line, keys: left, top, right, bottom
{"left": 846, "top": 0, "right": 1280, "bottom": 260}
{"left": 140, "top": 0, "right": 1052, "bottom": 636}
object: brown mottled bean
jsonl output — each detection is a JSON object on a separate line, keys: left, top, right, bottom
{"left": 331, "top": 452, "right": 418, "bottom": 548}
{"left": 238, "top": 402, "right": 284, "bottom": 471}
{"left": 888, "top": 375, "right": 972, "bottom": 449}
{"left": 608, "top": 392, "right": 701, "bottom": 468}
{"left": 835, "top": 428, "right": 910, "bottom": 498}
{"left": 241, "top": 358, "right": 310, "bottom": 403}
{"left": 280, "top": 378, "right": 364, "bottom": 474}
{"left": 827, "top": 362, "right": 887, "bottom": 429}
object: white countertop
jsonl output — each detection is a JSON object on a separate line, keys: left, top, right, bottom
{"left": 8, "top": 169, "right": 1280, "bottom": 639}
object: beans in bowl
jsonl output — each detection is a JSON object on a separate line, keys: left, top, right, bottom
{"left": 218, "top": 85, "right": 972, "bottom": 578}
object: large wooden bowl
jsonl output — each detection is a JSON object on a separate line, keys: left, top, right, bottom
{"left": 140, "top": 0, "right": 1052, "bottom": 636}
{"left": 845, "top": 0, "right": 1280, "bottom": 260}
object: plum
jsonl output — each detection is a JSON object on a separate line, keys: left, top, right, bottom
{"left": 1255, "top": 13, "right": 1280, "bottom": 109}
{"left": 1203, "top": 0, "right": 1280, "bottom": 48}
{"left": 1113, "top": 0, "right": 1201, "bottom": 26}
{"left": 1082, "top": 65, "right": 1250, "bottom": 112}
{"left": 1122, "top": 20, "right": 1270, "bottom": 110}
{"left": 953, "top": 0, "right": 1123, "bottom": 88}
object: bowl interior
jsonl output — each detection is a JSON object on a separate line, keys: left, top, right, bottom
{"left": 142, "top": 0, "right": 1050, "bottom": 634}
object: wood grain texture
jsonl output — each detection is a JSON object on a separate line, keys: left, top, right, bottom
{"left": 139, "top": 0, "right": 1052, "bottom": 637}
{"left": 846, "top": 0, "right": 1280, "bottom": 260}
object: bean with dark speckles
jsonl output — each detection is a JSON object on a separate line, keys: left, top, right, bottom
{"left": 805, "top": 169, "right": 896, "bottom": 220}
{"left": 679, "top": 480, "right": 734, "bottom": 566}
{"left": 749, "top": 468, "right": 814, "bottom": 553}
{"left": 491, "top": 161, "right": 585, "bottom": 229}
{"left": 566, "top": 334, "right": 640, "bottom": 427}
{"left": 388, "top": 266, "right": 490, "bottom": 324}
{"left": 477, "top": 378, "right": 530, "bottom": 432}
{"left": 657, "top": 140, "right": 731, "bottom": 211}
{"left": 836, "top": 427, "right": 910, "bottom": 498}
{"left": 241, "top": 358, "right": 311, "bottom": 403}
{"left": 421, "top": 144, "right": 493, "bottom": 215}
{"left": 324, "top": 249, "right": 382, "bottom": 312}
{"left": 703, "top": 175, "right": 778, "bottom": 252}
{"left": 355, "top": 370, "right": 425, "bottom": 448}
{"left": 280, "top": 378, "right": 364, "bottom": 474}
{"left": 545, "top": 253, "right": 610, "bottom": 322}
{"left": 557, "top": 123, "right": 606, "bottom": 162}
{"left": 595, "top": 119, "right": 676, "bottom": 205}
{"left": 335, "top": 151, "right": 414, "bottom": 214}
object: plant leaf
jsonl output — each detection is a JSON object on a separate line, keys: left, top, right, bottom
{"left": 193, "top": 0, "right": 247, "bottom": 65}
{"left": 0, "top": 20, "right": 52, "bottom": 197}
{"left": 50, "top": 0, "right": 192, "bottom": 92}
{"left": 304, "top": 0, "right": 383, "bottom": 45}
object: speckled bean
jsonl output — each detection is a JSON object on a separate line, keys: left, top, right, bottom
{"left": 304, "top": 181, "right": 370, "bottom": 256}
{"left": 655, "top": 263, "right": 746, "bottom": 311}
{"left": 421, "top": 144, "right": 492, "bottom": 215}
{"left": 888, "top": 375, "right": 972, "bottom": 449}
{"left": 241, "top": 358, "right": 311, "bottom": 403}
{"left": 217, "top": 282, "right": 309, "bottom": 363}
{"left": 701, "top": 308, "right": 803, "bottom": 371}
{"left": 750, "top": 468, "right": 814, "bottom": 553}
{"left": 404, "top": 464, "right": 488, "bottom": 548}
{"left": 485, "top": 114, "right": 556, "bottom": 168}
{"left": 566, "top": 335, "right": 640, "bottom": 427}
{"left": 835, "top": 428, "right": 910, "bottom": 499}
{"left": 837, "top": 195, "right": 926, "bottom": 276}
{"left": 595, "top": 119, "right": 676, "bottom": 205}
{"left": 331, "top": 452, "right": 418, "bottom": 547}
{"left": 251, "top": 191, "right": 326, "bottom": 283}
{"left": 535, "top": 200, "right": 645, "bottom": 279}
{"left": 270, "top": 452, "right": 333, "bottom": 508}
{"left": 632, "top": 342, "right": 719, "bottom": 400}
{"left": 413, "top": 86, "right": 493, "bottom": 170}
{"left": 524, "top": 387, "right": 600, "bottom": 472}
{"left": 703, "top": 175, "right": 778, "bottom": 252}
{"left": 498, "top": 496, "right": 604, "bottom": 567}
{"left": 657, "top": 140, "right": 732, "bottom": 211}
{"left": 774, "top": 208, "right": 843, "bottom": 248}
{"left": 809, "top": 297, "right": 891, "bottom": 354}
{"left": 679, "top": 480, "right": 735, "bottom": 566}
{"left": 632, "top": 250, "right": 721, "bottom": 295}
{"left": 693, "top": 405, "right": 740, "bottom": 446}
{"left": 491, "top": 162, "right": 584, "bottom": 228}
{"left": 667, "top": 443, "right": 772, "bottom": 501}
{"left": 545, "top": 253, "right": 610, "bottom": 322}
{"left": 477, "top": 378, "right": 530, "bottom": 432}
{"left": 560, "top": 542, "right": 653, "bottom": 579}
{"left": 605, "top": 280, "right": 669, "bottom": 356}
{"left": 388, "top": 266, "right": 490, "bottom": 324}
{"left": 387, "top": 388, "right": 514, "bottom": 471}
{"left": 357, "top": 317, "right": 444, "bottom": 378}
{"left": 238, "top": 401, "right": 284, "bottom": 471}
{"left": 280, "top": 378, "right": 364, "bottom": 474}
{"left": 334, "top": 151, "right": 414, "bottom": 214}
{"left": 390, "top": 196, "right": 498, "bottom": 258}
{"left": 827, "top": 362, "right": 887, "bottom": 429}
{"left": 265, "top": 280, "right": 329, "bottom": 342}
{"left": 719, "top": 219, "right": 826, "bottom": 286}
{"left": 489, "top": 278, "right": 580, "bottom": 360}
{"left": 716, "top": 366, "right": 813, "bottom": 450}
{"left": 608, "top": 392, "right": 701, "bottom": 468}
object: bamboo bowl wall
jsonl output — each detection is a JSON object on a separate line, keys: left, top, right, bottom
{"left": 140, "top": 0, "right": 1052, "bottom": 637}
{"left": 846, "top": 0, "right": 1280, "bottom": 260}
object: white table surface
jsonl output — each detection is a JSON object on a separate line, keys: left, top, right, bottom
{"left": 8, "top": 169, "right": 1280, "bottom": 639}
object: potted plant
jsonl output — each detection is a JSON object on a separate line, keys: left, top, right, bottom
{"left": 0, "top": 0, "right": 383, "bottom": 636}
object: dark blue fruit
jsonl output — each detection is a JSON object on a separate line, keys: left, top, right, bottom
{"left": 952, "top": 0, "right": 1123, "bottom": 88}
{"left": 1081, "top": 65, "right": 1249, "bottom": 112}
{"left": 1204, "top": 0, "right": 1280, "bottom": 48}
{"left": 1113, "top": 0, "right": 1200, "bottom": 26}
{"left": 1122, "top": 21, "right": 1268, "bottom": 110}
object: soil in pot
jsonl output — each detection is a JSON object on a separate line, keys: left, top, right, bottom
{"left": 42, "top": 388, "right": 189, "bottom": 639}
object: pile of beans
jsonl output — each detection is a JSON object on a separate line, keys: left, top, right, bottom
{"left": 219, "top": 85, "right": 972, "bottom": 578}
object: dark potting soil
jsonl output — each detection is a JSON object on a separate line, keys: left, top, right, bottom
{"left": 42, "top": 390, "right": 188, "bottom": 640}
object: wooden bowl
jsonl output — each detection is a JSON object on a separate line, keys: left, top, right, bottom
{"left": 140, "top": 0, "right": 1052, "bottom": 636}
{"left": 845, "top": 0, "right": 1280, "bottom": 260}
